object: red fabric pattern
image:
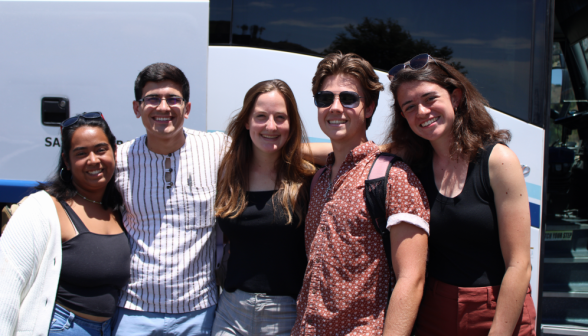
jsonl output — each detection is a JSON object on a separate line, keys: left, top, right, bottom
{"left": 292, "top": 142, "right": 430, "bottom": 335}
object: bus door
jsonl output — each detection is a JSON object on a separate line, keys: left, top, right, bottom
{"left": 541, "top": 1, "right": 588, "bottom": 334}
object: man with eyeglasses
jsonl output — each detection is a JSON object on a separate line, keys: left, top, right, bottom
{"left": 291, "top": 53, "right": 430, "bottom": 335}
{"left": 111, "top": 63, "right": 226, "bottom": 335}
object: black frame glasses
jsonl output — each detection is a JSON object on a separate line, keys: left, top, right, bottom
{"left": 60, "top": 112, "right": 104, "bottom": 133}
{"left": 314, "top": 91, "right": 363, "bottom": 108}
{"left": 388, "top": 53, "right": 443, "bottom": 80}
{"left": 137, "top": 96, "right": 185, "bottom": 107}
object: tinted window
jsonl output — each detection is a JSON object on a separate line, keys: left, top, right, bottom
{"left": 210, "top": 0, "right": 534, "bottom": 121}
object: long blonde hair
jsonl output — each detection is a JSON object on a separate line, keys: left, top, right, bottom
{"left": 215, "top": 79, "right": 316, "bottom": 226}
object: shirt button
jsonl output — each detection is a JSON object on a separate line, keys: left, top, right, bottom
{"left": 312, "top": 289, "right": 317, "bottom": 294}
{"left": 321, "top": 226, "right": 326, "bottom": 232}
{"left": 168, "top": 153, "right": 172, "bottom": 157}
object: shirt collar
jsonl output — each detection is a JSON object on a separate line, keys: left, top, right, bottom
{"left": 326, "top": 141, "right": 379, "bottom": 166}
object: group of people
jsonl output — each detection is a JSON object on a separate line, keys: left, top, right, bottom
{"left": 0, "top": 52, "right": 537, "bottom": 336}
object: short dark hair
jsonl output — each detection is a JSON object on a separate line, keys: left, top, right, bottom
{"left": 134, "top": 63, "right": 190, "bottom": 102}
{"left": 37, "top": 114, "right": 122, "bottom": 210}
{"left": 311, "top": 52, "right": 383, "bottom": 129}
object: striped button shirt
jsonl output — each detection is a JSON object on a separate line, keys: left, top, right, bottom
{"left": 116, "top": 129, "right": 228, "bottom": 313}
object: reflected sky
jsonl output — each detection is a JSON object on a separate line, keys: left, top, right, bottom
{"left": 211, "top": 0, "right": 534, "bottom": 120}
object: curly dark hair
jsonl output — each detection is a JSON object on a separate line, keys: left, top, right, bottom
{"left": 385, "top": 56, "right": 510, "bottom": 171}
{"left": 37, "top": 114, "right": 122, "bottom": 210}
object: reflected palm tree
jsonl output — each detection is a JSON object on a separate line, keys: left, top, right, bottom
{"left": 239, "top": 24, "right": 249, "bottom": 35}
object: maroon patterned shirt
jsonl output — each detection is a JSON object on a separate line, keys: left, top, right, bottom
{"left": 292, "top": 141, "right": 430, "bottom": 335}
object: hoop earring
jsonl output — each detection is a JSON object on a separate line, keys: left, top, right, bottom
{"left": 60, "top": 168, "right": 72, "bottom": 182}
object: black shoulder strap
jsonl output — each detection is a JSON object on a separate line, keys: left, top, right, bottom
{"left": 364, "top": 153, "right": 401, "bottom": 310}
{"left": 365, "top": 153, "right": 401, "bottom": 235}
{"left": 59, "top": 201, "right": 90, "bottom": 234}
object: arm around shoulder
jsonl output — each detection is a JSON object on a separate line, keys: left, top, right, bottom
{"left": 303, "top": 142, "right": 332, "bottom": 166}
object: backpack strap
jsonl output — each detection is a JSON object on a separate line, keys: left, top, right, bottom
{"left": 364, "top": 152, "right": 401, "bottom": 311}
{"left": 368, "top": 153, "right": 396, "bottom": 180}
{"left": 365, "top": 153, "right": 401, "bottom": 235}
{"left": 310, "top": 166, "right": 327, "bottom": 196}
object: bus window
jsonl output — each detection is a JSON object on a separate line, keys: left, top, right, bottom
{"left": 210, "top": 0, "right": 536, "bottom": 123}
{"left": 550, "top": 41, "right": 585, "bottom": 147}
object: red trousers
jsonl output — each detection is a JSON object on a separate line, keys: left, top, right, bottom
{"left": 413, "top": 277, "right": 536, "bottom": 336}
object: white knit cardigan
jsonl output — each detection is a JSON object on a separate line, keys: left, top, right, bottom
{"left": 0, "top": 191, "right": 62, "bottom": 336}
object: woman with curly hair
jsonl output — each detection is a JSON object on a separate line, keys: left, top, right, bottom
{"left": 385, "top": 54, "right": 536, "bottom": 336}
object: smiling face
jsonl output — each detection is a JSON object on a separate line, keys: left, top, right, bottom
{"left": 64, "top": 126, "right": 116, "bottom": 197}
{"left": 246, "top": 90, "right": 290, "bottom": 160}
{"left": 317, "top": 74, "right": 373, "bottom": 148}
{"left": 133, "top": 79, "right": 191, "bottom": 143}
{"left": 396, "top": 80, "right": 462, "bottom": 145}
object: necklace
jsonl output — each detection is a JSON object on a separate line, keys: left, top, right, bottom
{"left": 324, "top": 170, "right": 334, "bottom": 198}
{"left": 75, "top": 192, "right": 102, "bottom": 205}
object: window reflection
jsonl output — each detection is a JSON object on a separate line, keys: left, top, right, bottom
{"left": 210, "top": 0, "right": 533, "bottom": 121}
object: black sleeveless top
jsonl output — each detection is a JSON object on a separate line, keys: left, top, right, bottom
{"left": 417, "top": 143, "right": 506, "bottom": 287}
{"left": 56, "top": 201, "right": 131, "bottom": 317}
{"left": 217, "top": 190, "right": 307, "bottom": 299}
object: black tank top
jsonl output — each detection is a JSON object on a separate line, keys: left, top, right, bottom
{"left": 417, "top": 143, "right": 506, "bottom": 287}
{"left": 56, "top": 201, "right": 131, "bottom": 317}
{"left": 218, "top": 190, "right": 307, "bottom": 299}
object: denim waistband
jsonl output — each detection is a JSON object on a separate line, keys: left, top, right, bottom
{"left": 54, "top": 304, "right": 112, "bottom": 331}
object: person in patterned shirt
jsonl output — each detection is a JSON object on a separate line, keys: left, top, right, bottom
{"left": 292, "top": 52, "right": 431, "bottom": 335}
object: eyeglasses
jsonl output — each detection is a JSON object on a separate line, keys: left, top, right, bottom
{"left": 60, "top": 112, "right": 104, "bottom": 132}
{"left": 388, "top": 53, "right": 441, "bottom": 80}
{"left": 138, "top": 96, "right": 185, "bottom": 107}
{"left": 314, "top": 91, "right": 363, "bottom": 108}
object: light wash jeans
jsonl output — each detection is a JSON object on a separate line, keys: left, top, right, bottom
{"left": 111, "top": 305, "right": 216, "bottom": 336}
{"left": 211, "top": 289, "right": 297, "bottom": 336}
{"left": 49, "top": 304, "right": 112, "bottom": 336}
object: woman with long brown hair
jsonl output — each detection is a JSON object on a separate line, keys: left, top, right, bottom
{"left": 385, "top": 54, "right": 536, "bottom": 335}
{"left": 212, "top": 79, "right": 315, "bottom": 335}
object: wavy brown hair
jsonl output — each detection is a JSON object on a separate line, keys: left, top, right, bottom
{"left": 215, "top": 79, "right": 316, "bottom": 226}
{"left": 385, "top": 57, "right": 511, "bottom": 171}
{"left": 312, "top": 52, "right": 384, "bottom": 129}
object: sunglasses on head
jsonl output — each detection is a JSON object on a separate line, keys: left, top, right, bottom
{"left": 388, "top": 53, "right": 442, "bottom": 80}
{"left": 60, "top": 112, "right": 104, "bottom": 133}
{"left": 314, "top": 91, "right": 363, "bottom": 108}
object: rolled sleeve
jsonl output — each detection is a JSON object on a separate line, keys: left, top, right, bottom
{"left": 387, "top": 213, "right": 429, "bottom": 234}
{"left": 385, "top": 161, "right": 430, "bottom": 233}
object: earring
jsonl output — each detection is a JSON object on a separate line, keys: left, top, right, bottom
{"left": 60, "top": 168, "right": 72, "bottom": 182}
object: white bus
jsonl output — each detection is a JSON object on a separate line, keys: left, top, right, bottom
{"left": 0, "top": 0, "right": 586, "bottom": 334}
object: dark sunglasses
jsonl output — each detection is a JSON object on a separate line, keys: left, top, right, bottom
{"left": 314, "top": 91, "right": 363, "bottom": 108}
{"left": 60, "top": 112, "right": 104, "bottom": 133}
{"left": 388, "top": 53, "right": 441, "bottom": 80}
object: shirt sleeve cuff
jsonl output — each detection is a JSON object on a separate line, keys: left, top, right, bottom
{"left": 386, "top": 213, "right": 430, "bottom": 235}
